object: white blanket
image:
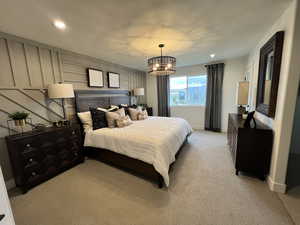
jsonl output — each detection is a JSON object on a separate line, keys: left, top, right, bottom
{"left": 84, "top": 116, "right": 193, "bottom": 186}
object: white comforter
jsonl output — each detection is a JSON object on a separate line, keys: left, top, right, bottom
{"left": 84, "top": 116, "right": 192, "bottom": 186}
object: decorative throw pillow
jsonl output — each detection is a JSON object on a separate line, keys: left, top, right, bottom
{"left": 89, "top": 107, "right": 108, "bottom": 130}
{"left": 138, "top": 110, "right": 148, "bottom": 120}
{"left": 105, "top": 111, "right": 121, "bottom": 128}
{"left": 119, "top": 104, "right": 137, "bottom": 115}
{"left": 77, "top": 111, "right": 93, "bottom": 132}
{"left": 116, "top": 115, "right": 133, "bottom": 128}
{"left": 116, "top": 107, "right": 126, "bottom": 117}
{"left": 128, "top": 107, "right": 142, "bottom": 121}
{"left": 97, "top": 105, "right": 119, "bottom": 112}
{"left": 137, "top": 106, "right": 144, "bottom": 111}
{"left": 105, "top": 108, "right": 127, "bottom": 128}
{"left": 119, "top": 105, "right": 128, "bottom": 115}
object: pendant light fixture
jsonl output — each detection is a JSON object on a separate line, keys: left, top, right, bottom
{"left": 148, "top": 44, "right": 176, "bottom": 75}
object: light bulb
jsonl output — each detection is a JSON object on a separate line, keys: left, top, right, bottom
{"left": 155, "top": 63, "right": 160, "bottom": 67}
{"left": 167, "top": 63, "right": 172, "bottom": 68}
{"left": 53, "top": 20, "right": 66, "bottom": 30}
{"left": 165, "top": 67, "right": 168, "bottom": 70}
{"left": 153, "top": 67, "right": 157, "bottom": 71}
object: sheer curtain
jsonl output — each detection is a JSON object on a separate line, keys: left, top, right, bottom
{"left": 205, "top": 63, "right": 224, "bottom": 132}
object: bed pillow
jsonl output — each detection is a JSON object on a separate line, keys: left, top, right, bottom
{"left": 77, "top": 111, "right": 93, "bottom": 132}
{"left": 116, "top": 115, "right": 133, "bottom": 128}
{"left": 128, "top": 107, "right": 142, "bottom": 121}
{"left": 118, "top": 105, "right": 129, "bottom": 115}
{"left": 106, "top": 111, "right": 121, "bottom": 128}
{"left": 137, "top": 110, "right": 148, "bottom": 120}
{"left": 119, "top": 104, "right": 137, "bottom": 115}
{"left": 105, "top": 108, "right": 126, "bottom": 128}
{"left": 117, "top": 107, "right": 126, "bottom": 117}
{"left": 97, "top": 105, "right": 119, "bottom": 112}
{"left": 89, "top": 107, "right": 108, "bottom": 130}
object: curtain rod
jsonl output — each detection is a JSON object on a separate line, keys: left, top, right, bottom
{"left": 204, "top": 62, "right": 225, "bottom": 67}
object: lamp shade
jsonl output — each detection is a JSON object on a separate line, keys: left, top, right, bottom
{"left": 133, "top": 88, "right": 144, "bottom": 96}
{"left": 48, "top": 83, "right": 74, "bottom": 99}
{"left": 237, "top": 81, "right": 249, "bottom": 105}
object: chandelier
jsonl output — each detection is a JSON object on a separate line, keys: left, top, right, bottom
{"left": 148, "top": 44, "right": 176, "bottom": 75}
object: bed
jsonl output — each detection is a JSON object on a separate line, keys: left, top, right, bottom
{"left": 75, "top": 90, "right": 192, "bottom": 188}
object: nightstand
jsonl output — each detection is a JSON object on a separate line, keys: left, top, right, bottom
{"left": 5, "top": 125, "right": 84, "bottom": 193}
{"left": 146, "top": 107, "right": 153, "bottom": 116}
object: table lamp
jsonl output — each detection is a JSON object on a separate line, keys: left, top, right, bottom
{"left": 133, "top": 88, "right": 144, "bottom": 105}
{"left": 48, "top": 83, "right": 74, "bottom": 120}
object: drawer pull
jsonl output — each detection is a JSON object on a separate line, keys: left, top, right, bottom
{"left": 31, "top": 172, "right": 36, "bottom": 176}
{"left": 72, "top": 131, "right": 75, "bottom": 135}
{"left": 26, "top": 144, "right": 31, "bottom": 147}
{"left": 29, "top": 158, "right": 33, "bottom": 162}
{"left": 74, "top": 152, "right": 78, "bottom": 156}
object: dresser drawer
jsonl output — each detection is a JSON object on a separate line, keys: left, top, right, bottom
{"left": 21, "top": 149, "right": 43, "bottom": 168}
{"left": 15, "top": 139, "right": 39, "bottom": 153}
{"left": 69, "top": 128, "right": 80, "bottom": 137}
{"left": 55, "top": 128, "right": 79, "bottom": 138}
{"left": 24, "top": 163, "right": 44, "bottom": 183}
{"left": 39, "top": 142, "right": 57, "bottom": 156}
{"left": 70, "top": 150, "right": 80, "bottom": 161}
{"left": 42, "top": 155, "right": 60, "bottom": 175}
{"left": 60, "top": 150, "right": 81, "bottom": 168}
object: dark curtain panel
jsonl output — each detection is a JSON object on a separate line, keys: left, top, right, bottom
{"left": 157, "top": 75, "right": 170, "bottom": 117}
{"left": 205, "top": 63, "right": 225, "bottom": 132}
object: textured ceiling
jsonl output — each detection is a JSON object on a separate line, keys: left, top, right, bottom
{"left": 0, "top": 0, "right": 292, "bottom": 70}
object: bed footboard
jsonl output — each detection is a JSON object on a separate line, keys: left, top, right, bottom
{"left": 84, "top": 135, "right": 188, "bottom": 188}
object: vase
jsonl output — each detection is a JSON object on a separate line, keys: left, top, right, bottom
{"left": 14, "top": 119, "right": 26, "bottom": 127}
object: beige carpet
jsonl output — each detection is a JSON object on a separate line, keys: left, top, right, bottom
{"left": 10, "top": 131, "right": 295, "bottom": 225}
{"left": 279, "top": 187, "right": 300, "bottom": 225}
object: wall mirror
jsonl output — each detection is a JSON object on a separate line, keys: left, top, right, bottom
{"left": 256, "top": 31, "right": 284, "bottom": 118}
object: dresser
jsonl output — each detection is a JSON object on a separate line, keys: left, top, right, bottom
{"left": 5, "top": 125, "right": 84, "bottom": 193}
{"left": 227, "top": 113, "right": 273, "bottom": 180}
{"left": 0, "top": 167, "right": 15, "bottom": 225}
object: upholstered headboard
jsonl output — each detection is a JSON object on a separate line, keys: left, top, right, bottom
{"left": 75, "top": 90, "right": 131, "bottom": 112}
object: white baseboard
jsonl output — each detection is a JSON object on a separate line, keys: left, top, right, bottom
{"left": 5, "top": 178, "right": 16, "bottom": 190}
{"left": 267, "top": 176, "right": 286, "bottom": 193}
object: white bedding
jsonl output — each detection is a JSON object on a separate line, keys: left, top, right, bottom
{"left": 84, "top": 116, "right": 193, "bottom": 186}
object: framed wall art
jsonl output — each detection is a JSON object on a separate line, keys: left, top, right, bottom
{"left": 107, "top": 72, "right": 120, "bottom": 88}
{"left": 87, "top": 68, "right": 104, "bottom": 87}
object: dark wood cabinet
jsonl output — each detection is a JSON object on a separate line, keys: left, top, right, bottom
{"left": 5, "top": 125, "right": 84, "bottom": 193}
{"left": 227, "top": 113, "right": 273, "bottom": 180}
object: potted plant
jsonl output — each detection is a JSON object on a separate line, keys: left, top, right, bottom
{"left": 9, "top": 111, "right": 29, "bottom": 126}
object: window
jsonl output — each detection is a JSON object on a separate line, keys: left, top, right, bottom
{"left": 170, "top": 75, "right": 207, "bottom": 106}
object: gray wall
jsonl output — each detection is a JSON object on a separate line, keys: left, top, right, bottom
{"left": 289, "top": 86, "right": 300, "bottom": 155}
{"left": 0, "top": 32, "right": 146, "bottom": 181}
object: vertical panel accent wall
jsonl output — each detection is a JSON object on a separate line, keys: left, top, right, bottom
{"left": 0, "top": 32, "right": 146, "bottom": 181}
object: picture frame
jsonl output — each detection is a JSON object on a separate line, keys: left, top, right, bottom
{"left": 87, "top": 68, "right": 104, "bottom": 87}
{"left": 107, "top": 72, "right": 120, "bottom": 88}
{"left": 256, "top": 31, "right": 284, "bottom": 118}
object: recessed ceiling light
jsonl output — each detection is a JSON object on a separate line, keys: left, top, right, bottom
{"left": 53, "top": 20, "right": 66, "bottom": 30}
{"left": 210, "top": 54, "right": 215, "bottom": 58}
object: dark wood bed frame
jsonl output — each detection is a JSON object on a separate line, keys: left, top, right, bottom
{"left": 75, "top": 90, "right": 188, "bottom": 188}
